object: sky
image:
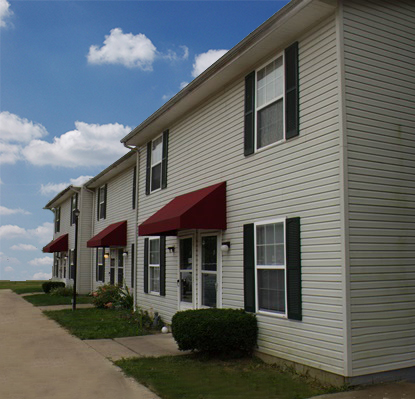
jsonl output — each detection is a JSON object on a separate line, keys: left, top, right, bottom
{"left": 0, "top": 0, "right": 289, "bottom": 281}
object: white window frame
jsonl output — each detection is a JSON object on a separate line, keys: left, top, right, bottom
{"left": 97, "top": 247, "right": 105, "bottom": 282}
{"left": 98, "top": 185, "right": 106, "bottom": 220}
{"left": 150, "top": 134, "right": 163, "bottom": 193}
{"left": 255, "top": 52, "right": 285, "bottom": 153}
{"left": 177, "top": 234, "right": 195, "bottom": 310}
{"left": 149, "top": 237, "right": 161, "bottom": 295}
{"left": 254, "top": 218, "right": 287, "bottom": 318}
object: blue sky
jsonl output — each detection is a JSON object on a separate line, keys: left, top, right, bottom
{"left": 0, "top": 0, "right": 288, "bottom": 281}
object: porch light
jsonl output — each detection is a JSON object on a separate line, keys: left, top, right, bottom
{"left": 221, "top": 242, "right": 230, "bottom": 252}
{"left": 104, "top": 252, "right": 110, "bottom": 259}
{"left": 122, "top": 251, "right": 128, "bottom": 258}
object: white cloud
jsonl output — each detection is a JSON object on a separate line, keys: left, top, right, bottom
{"left": 192, "top": 49, "right": 228, "bottom": 78}
{"left": 0, "top": 225, "right": 27, "bottom": 239}
{"left": 0, "top": 0, "right": 12, "bottom": 28}
{"left": 31, "top": 272, "right": 52, "bottom": 280}
{"left": 87, "top": 28, "right": 157, "bottom": 70}
{"left": 0, "top": 222, "right": 53, "bottom": 244}
{"left": 40, "top": 175, "right": 94, "bottom": 196}
{"left": 0, "top": 142, "right": 22, "bottom": 164}
{"left": 4, "top": 266, "right": 14, "bottom": 273}
{"left": 29, "top": 256, "right": 53, "bottom": 267}
{"left": 10, "top": 244, "right": 37, "bottom": 251}
{"left": 163, "top": 45, "right": 189, "bottom": 62}
{"left": 28, "top": 222, "right": 54, "bottom": 244}
{"left": 22, "top": 121, "right": 130, "bottom": 167}
{"left": 180, "top": 82, "right": 189, "bottom": 90}
{"left": 0, "top": 206, "right": 31, "bottom": 215}
{"left": 0, "top": 111, "right": 47, "bottom": 143}
{"left": 0, "top": 252, "right": 20, "bottom": 265}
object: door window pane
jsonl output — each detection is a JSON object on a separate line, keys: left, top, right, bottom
{"left": 202, "top": 274, "right": 217, "bottom": 308}
{"left": 180, "top": 238, "right": 193, "bottom": 270}
{"left": 202, "top": 236, "right": 217, "bottom": 271}
{"left": 180, "top": 271, "right": 192, "bottom": 303}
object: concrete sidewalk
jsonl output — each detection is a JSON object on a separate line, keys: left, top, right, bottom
{"left": 0, "top": 289, "right": 159, "bottom": 399}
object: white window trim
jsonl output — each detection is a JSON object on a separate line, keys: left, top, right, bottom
{"left": 254, "top": 217, "right": 288, "bottom": 318}
{"left": 198, "top": 232, "right": 222, "bottom": 309}
{"left": 149, "top": 237, "right": 161, "bottom": 295}
{"left": 255, "top": 52, "right": 286, "bottom": 153}
{"left": 177, "top": 234, "right": 195, "bottom": 309}
{"left": 150, "top": 134, "right": 163, "bottom": 194}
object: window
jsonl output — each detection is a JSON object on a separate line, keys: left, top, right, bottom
{"left": 244, "top": 42, "right": 299, "bottom": 155}
{"left": 146, "top": 130, "right": 169, "bottom": 195}
{"left": 70, "top": 194, "right": 78, "bottom": 226}
{"left": 256, "top": 220, "right": 286, "bottom": 314}
{"left": 149, "top": 237, "right": 160, "bottom": 293}
{"left": 54, "top": 207, "right": 60, "bottom": 233}
{"left": 243, "top": 217, "right": 301, "bottom": 320}
{"left": 144, "top": 236, "right": 166, "bottom": 296}
{"left": 97, "top": 185, "right": 107, "bottom": 220}
{"left": 96, "top": 248, "right": 105, "bottom": 282}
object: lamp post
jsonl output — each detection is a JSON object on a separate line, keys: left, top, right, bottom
{"left": 72, "top": 208, "right": 80, "bottom": 311}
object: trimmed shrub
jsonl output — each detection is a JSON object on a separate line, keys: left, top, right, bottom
{"left": 172, "top": 308, "right": 258, "bottom": 356}
{"left": 50, "top": 286, "right": 74, "bottom": 297}
{"left": 92, "top": 284, "right": 121, "bottom": 308}
{"left": 42, "top": 281, "right": 65, "bottom": 294}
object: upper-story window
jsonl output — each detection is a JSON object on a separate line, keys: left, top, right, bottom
{"left": 54, "top": 207, "right": 60, "bottom": 233}
{"left": 146, "top": 129, "right": 169, "bottom": 195}
{"left": 97, "top": 184, "right": 107, "bottom": 220}
{"left": 70, "top": 193, "right": 78, "bottom": 226}
{"left": 244, "top": 42, "right": 299, "bottom": 155}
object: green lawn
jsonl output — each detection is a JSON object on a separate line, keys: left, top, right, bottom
{"left": 23, "top": 293, "right": 94, "bottom": 306}
{"left": 0, "top": 280, "right": 44, "bottom": 294}
{"left": 116, "top": 355, "right": 339, "bottom": 399}
{"left": 43, "top": 308, "right": 150, "bottom": 340}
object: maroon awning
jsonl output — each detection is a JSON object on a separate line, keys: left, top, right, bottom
{"left": 139, "top": 182, "right": 226, "bottom": 236}
{"left": 87, "top": 221, "right": 127, "bottom": 248}
{"left": 42, "top": 234, "right": 68, "bottom": 253}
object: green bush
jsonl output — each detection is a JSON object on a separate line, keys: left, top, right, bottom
{"left": 50, "top": 286, "right": 74, "bottom": 297}
{"left": 42, "top": 281, "right": 65, "bottom": 294}
{"left": 172, "top": 308, "right": 258, "bottom": 356}
{"left": 92, "top": 284, "right": 121, "bottom": 308}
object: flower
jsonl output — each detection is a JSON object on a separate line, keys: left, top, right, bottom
{"left": 92, "top": 292, "right": 98, "bottom": 297}
{"left": 105, "top": 302, "right": 113, "bottom": 308}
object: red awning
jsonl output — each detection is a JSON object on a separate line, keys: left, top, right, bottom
{"left": 87, "top": 221, "right": 127, "bottom": 248}
{"left": 42, "top": 234, "right": 68, "bottom": 253}
{"left": 139, "top": 182, "right": 226, "bottom": 236}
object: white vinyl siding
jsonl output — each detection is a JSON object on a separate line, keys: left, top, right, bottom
{"left": 344, "top": 0, "right": 415, "bottom": 376}
{"left": 136, "top": 15, "right": 345, "bottom": 375}
{"left": 91, "top": 166, "right": 137, "bottom": 292}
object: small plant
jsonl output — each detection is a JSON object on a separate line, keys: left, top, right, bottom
{"left": 42, "top": 281, "right": 65, "bottom": 294}
{"left": 50, "top": 286, "right": 74, "bottom": 297}
{"left": 134, "top": 307, "right": 164, "bottom": 331}
{"left": 172, "top": 308, "right": 258, "bottom": 357}
{"left": 114, "top": 285, "right": 134, "bottom": 310}
{"left": 92, "top": 284, "right": 121, "bottom": 308}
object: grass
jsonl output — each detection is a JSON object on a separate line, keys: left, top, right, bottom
{"left": 23, "top": 293, "right": 94, "bottom": 306}
{"left": 44, "top": 307, "right": 150, "bottom": 340}
{"left": 0, "top": 280, "right": 44, "bottom": 294}
{"left": 115, "top": 355, "right": 339, "bottom": 399}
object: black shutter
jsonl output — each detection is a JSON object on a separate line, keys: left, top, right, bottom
{"left": 244, "top": 71, "right": 255, "bottom": 156}
{"left": 102, "top": 249, "right": 105, "bottom": 283}
{"left": 160, "top": 236, "right": 166, "bottom": 296}
{"left": 103, "top": 184, "right": 107, "bottom": 220}
{"left": 243, "top": 223, "right": 256, "bottom": 312}
{"left": 132, "top": 166, "right": 137, "bottom": 210}
{"left": 68, "top": 250, "right": 72, "bottom": 279}
{"left": 161, "top": 129, "right": 169, "bottom": 189}
{"left": 145, "top": 142, "right": 151, "bottom": 195}
{"left": 131, "top": 243, "right": 135, "bottom": 288}
{"left": 96, "top": 248, "right": 99, "bottom": 282}
{"left": 97, "top": 189, "right": 100, "bottom": 221}
{"left": 286, "top": 217, "right": 302, "bottom": 321}
{"left": 144, "top": 238, "right": 149, "bottom": 293}
{"left": 285, "top": 42, "right": 299, "bottom": 140}
{"left": 118, "top": 249, "right": 124, "bottom": 285}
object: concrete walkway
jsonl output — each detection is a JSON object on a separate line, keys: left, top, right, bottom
{"left": 0, "top": 289, "right": 159, "bottom": 399}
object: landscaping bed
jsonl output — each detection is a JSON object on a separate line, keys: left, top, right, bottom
{"left": 116, "top": 354, "right": 339, "bottom": 399}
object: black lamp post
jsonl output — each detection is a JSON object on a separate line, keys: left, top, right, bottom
{"left": 72, "top": 208, "right": 80, "bottom": 311}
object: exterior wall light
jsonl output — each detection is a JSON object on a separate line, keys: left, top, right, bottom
{"left": 168, "top": 246, "right": 175, "bottom": 253}
{"left": 104, "top": 253, "right": 110, "bottom": 259}
{"left": 122, "top": 251, "right": 128, "bottom": 258}
{"left": 221, "top": 242, "right": 231, "bottom": 252}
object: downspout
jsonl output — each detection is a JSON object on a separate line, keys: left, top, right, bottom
{"left": 82, "top": 186, "right": 95, "bottom": 294}
{"left": 124, "top": 143, "right": 140, "bottom": 310}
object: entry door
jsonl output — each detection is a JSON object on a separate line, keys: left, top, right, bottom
{"left": 178, "top": 237, "right": 194, "bottom": 309}
{"left": 199, "top": 234, "right": 220, "bottom": 308}
{"left": 110, "top": 255, "right": 115, "bottom": 285}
